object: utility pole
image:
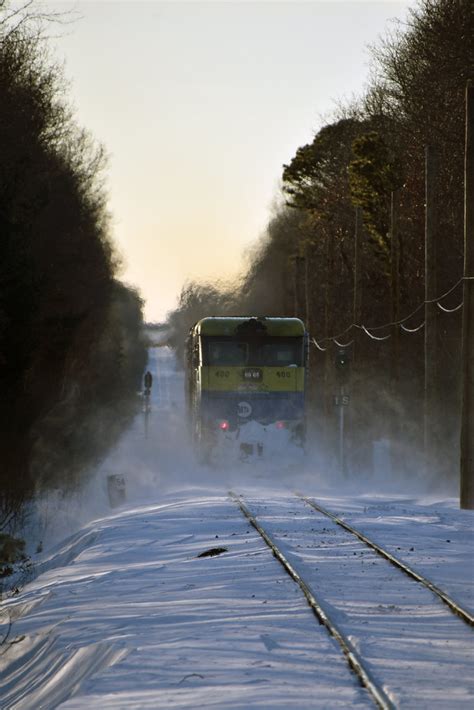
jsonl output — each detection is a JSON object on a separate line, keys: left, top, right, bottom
{"left": 390, "top": 190, "right": 400, "bottom": 388}
{"left": 390, "top": 190, "right": 401, "bottom": 478}
{"left": 461, "top": 81, "right": 474, "bottom": 509}
{"left": 350, "top": 207, "right": 363, "bottom": 475}
{"left": 324, "top": 233, "right": 334, "bottom": 457}
{"left": 424, "top": 144, "right": 439, "bottom": 478}
{"left": 353, "top": 207, "right": 363, "bottom": 360}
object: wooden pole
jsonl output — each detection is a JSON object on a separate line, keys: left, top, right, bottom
{"left": 353, "top": 207, "right": 363, "bottom": 354}
{"left": 350, "top": 207, "right": 363, "bottom": 474}
{"left": 323, "top": 233, "right": 334, "bottom": 459}
{"left": 461, "top": 82, "right": 474, "bottom": 509}
{"left": 390, "top": 190, "right": 400, "bottom": 388}
{"left": 390, "top": 190, "right": 401, "bottom": 477}
{"left": 424, "top": 145, "right": 439, "bottom": 477}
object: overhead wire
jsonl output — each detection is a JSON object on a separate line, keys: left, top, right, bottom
{"left": 333, "top": 338, "right": 354, "bottom": 348}
{"left": 312, "top": 337, "right": 327, "bottom": 352}
{"left": 310, "top": 275, "right": 471, "bottom": 349}
{"left": 360, "top": 326, "right": 391, "bottom": 341}
{"left": 400, "top": 321, "right": 425, "bottom": 333}
{"left": 437, "top": 301, "right": 463, "bottom": 313}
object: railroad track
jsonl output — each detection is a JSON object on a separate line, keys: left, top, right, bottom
{"left": 229, "top": 491, "right": 474, "bottom": 709}
{"left": 296, "top": 492, "right": 474, "bottom": 628}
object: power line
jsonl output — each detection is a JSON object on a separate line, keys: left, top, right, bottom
{"left": 401, "top": 321, "right": 425, "bottom": 333}
{"left": 311, "top": 276, "right": 472, "bottom": 350}
{"left": 437, "top": 301, "right": 463, "bottom": 313}
{"left": 333, "top": 337, "right": 354, "bottom": 348}
{"left": 360, "top": 326, "right": 391, "bottom": 342}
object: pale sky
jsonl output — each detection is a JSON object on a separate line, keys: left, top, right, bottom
{"left": 48, "top": 0, "right": 414, "bottom": 321}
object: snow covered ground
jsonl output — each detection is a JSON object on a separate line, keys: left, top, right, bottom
{"left": 1, "top": 346, "right": 473, "bottom": 709}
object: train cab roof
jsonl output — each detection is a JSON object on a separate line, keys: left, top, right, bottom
{"left": 191, "top": 317, "right": 306, "bottom": 337}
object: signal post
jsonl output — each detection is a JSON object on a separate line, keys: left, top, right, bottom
{"left": 334, "top": 348, "right": 350, "bottom": 477}
{"left": 143, "top": 370, "right": 153, "bottom": 440}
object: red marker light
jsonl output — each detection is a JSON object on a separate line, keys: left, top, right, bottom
{"left": 276, "top": 421, "right": 286, "bottom": 430}
{"left": 219, "top": 420, "right": 230, "bottom": 431}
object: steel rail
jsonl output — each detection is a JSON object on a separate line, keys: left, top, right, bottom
{"left": 228, "top": 491, "right": 395, "bottom": 710}
{"left": 297, "top": 493, "right": 474, "bottom": 628}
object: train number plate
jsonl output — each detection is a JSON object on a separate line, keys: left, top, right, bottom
{"left": 242, "top": 368, "right": 262, "bottom": 382}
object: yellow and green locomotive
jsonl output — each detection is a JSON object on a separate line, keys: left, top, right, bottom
{"left": 185, "top": 316, "right": 308, "bottom": 461}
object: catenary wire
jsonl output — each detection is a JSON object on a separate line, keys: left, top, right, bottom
{"left": 361, "top": 326, "right": 391, "bottom": 341}
{"left": 310, "top": 275, "right": 472, "bottom": 348}
{"left": 400, "top": 321, "right": 425, "bottom": 333}
{"left": 333, "top": 338, "right": 354, "bottom": 348}
{"left": 437, "top": 301, "right": 463, "bottom": 313}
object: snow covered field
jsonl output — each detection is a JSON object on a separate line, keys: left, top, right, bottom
{"left": 1, "top": 347, "right": 473, "bottom": 709}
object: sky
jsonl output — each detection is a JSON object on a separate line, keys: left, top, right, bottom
{"left": 48, "top": 0, "right": 415, "bottom": 321}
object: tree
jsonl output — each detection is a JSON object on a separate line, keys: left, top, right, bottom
{"left": 0, "top": 6, "right": 146, "bottom": 527}
{"left": 348, "top": 130, "right": 402, "bottom": 261}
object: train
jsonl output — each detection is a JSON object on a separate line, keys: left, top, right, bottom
{"left": 185, "top": 316, "right": 308, "bottom": 462}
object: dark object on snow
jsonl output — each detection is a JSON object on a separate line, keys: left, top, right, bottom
{"left": 144, "top": 371, "right": 153, "bottom": 390}
{"left": 107, "top": 474, "right": 126, "bottom": 508}
{"left": 197, "top": 547, "right": 228, "bottom": 558}
{"left": 178, "top": 673, "right": 205, "bottom": 684}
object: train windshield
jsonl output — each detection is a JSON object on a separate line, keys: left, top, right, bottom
{"left": 259, "top": 341, "right": 303, "bottom": 367}
{"left": 207, "top": 341, "right": 248, "bottom": 366}
{"left": 203, "top": 337, "right": 304, "bottom": 367}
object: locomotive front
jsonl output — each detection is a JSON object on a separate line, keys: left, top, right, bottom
{"left": 186, "top": 316, "right": 307, "bottom": 462}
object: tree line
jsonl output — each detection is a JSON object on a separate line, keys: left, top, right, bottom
{"left": 0, "top": 1, "right": 147, "bottom": 547}
{"left": 168, "top": 0, "right": 473, "bottom": 482}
